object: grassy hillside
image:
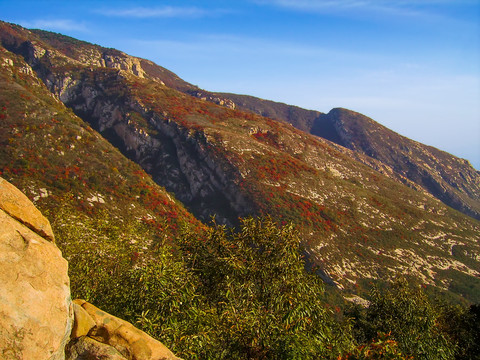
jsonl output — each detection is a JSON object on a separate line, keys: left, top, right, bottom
{"left": 0, "top": 42, "right": 203, "bottom": 287}
{"left": 313, "top": 108, "right": 480, "bottom": 220}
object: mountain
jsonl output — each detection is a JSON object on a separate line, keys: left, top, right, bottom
{"left": 212, "top": 92, "right": 321, "bottom": 133}
{"left": 313, "top": 108, "right": 480, "bottom": 218}
{"left": 209, "top": 94, "right": 480, "bottom": 221}
{"left": 0, "top": 21, "right": 479, "bottom": 304}
{"left": 0, "top": 24, "right": 202, "bottom": 253}
{"left": 17, "top": 23, "right": 480, "bottom": 222}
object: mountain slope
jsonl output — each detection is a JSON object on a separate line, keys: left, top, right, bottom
{"left": 1, "top": 21, "right": 479, "bottom": 303}
{"left": 22, "top": 24, "right": 480, "bottom": 222}
{"left": 214, "top": 92, "right": 322, "bottom": 133}
{"left": 0, "top": 38, "right": 202, "bottom": 250}
{"left": 215, "top": 95, "right": 480, "bottom": 220}
{"left": 314, "top": 108, "right": 480, "bottom": 219}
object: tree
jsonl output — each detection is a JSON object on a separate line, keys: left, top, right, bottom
{"left": 180, "top": 217, "right": 352, "bottom": 359}
{"left": 361, "top": 279, "right": 455, "bottom": 360}
{"left": 438, "top": 303, "right": 480, "bottom": 360}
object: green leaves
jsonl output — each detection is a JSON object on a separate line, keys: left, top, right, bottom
{"left": 350, "top": 279, "right": 456, "bottom": 360}
{"left": 53, "top": 209, "right": 468, "bottom": 359}
{"left": 179, "top": 216, "right": 352, "bottom": 359}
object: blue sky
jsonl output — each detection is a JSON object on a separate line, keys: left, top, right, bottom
{"left": 1, "top": 0, "right": 479, "bottom": 168}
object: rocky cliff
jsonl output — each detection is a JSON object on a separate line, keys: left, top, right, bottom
{"left": 209, "top": 95, "right": 480, "bottom": 221}
{"left": 3, "top": 21, "right": 479, "bottom": 222}
{"left": 0, "top": 25, "right": 252, "bottom": 223}
{"left": 48, "top": 69, "right": 252, "bottom": 223}
{"left": 5, "top": 22, "right": 477, "bottom": 222}
{"left": 0, "top": 177, "right": 182, "bottom": 360}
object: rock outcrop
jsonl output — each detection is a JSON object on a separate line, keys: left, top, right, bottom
{"left": 0, "top": 177, "right": 55, "bottom": 241}
{"left": 37, "top": 69, "right": 253, "bottom": 224}
{"left": 67, "top": 337, "right": 128, "bottom": 360}
{"left": 0, "top": 22, "right": 251, "bottom": 224}
{"left": 0, "top": 177, "right": 72, "bottom": 360}
{"left": 0, "top": 177, "right": 183, "bottom": 360}
{"left": 68, "top": 300, "right": 181, "bottom": 360}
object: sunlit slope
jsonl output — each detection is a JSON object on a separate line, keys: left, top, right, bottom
{"left": 0, "top": 44, "right": 202, "bottom": 249}
{"left": 1, "top": 21, "right": 479, "bottom": 302}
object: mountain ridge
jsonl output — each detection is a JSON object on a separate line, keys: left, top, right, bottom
{"left": 1, "top": 21, "right": 479, "bottom": 304}
{"left": 208, "top": 94, "right": 480, "bottom": 220}
{"left": 13, "top": 23, "right": 479, "bottom": 220}
{"left": 25, "top": 24, "right": 479, "bottom": 220}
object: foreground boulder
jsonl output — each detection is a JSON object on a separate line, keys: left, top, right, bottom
{"left": 0, "top": 177, "right": 72, "bottom": 359}
{"left": 67, "top": 336, "right": 128, "bottom": 360}
{"left": 69, "top": 300, "right": 182, "bottom": 360}
{"left": 0, "top": 177, "right": 183, "bottom": 359}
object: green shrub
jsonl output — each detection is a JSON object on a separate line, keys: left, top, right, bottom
{"left": 54, "top": 209, "right": 474, "bottom": 360}
{"left": 438, "top": 303, "right": 480, "bottom": 360}
{"left": 51, "top": 208, "right": 213, "bottom": 358}
{"left": 360, "top": 279, "right": 455, "bottom": 360}
{"left": 339, "top": 332, "right": 412, "bottom": 360}
{"left": 180, "top": 217, "right": 353, "bottom": 359}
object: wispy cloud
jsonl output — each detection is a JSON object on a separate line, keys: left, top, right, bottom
{"left": 134, "top": 33, "right": 358, "bottom": 60}
{"left": 96, "top": 6, "right": 228, "bottom": 19}
{"left": 255, "top": 0, "right": 471, "bottom": 9}
{"left": 18, "top": 19, "right": 88, "bottom": 32}
{"left": 252, "top": 0, "right": 474, "bottom": 18}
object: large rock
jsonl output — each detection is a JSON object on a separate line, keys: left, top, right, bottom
{"left": 0, "top": 177, "right": 55, "bottom": 241}
{"left": 66, "top": 336, "right": 127, "bottom": 360}
{"left": 0, "top": 177, "right": 183, "bottom": 359}
{"left": 74, "top": 300, "right": 181, "bottom": 360}
{"left": 0, "top": 177, "right": 72, "bottom": 359}
{"left": 70, "top": 302, "right": 96, "bottom": 339}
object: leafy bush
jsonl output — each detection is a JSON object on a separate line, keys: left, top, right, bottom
{"left": 180, "top": 217, "right": 353, "bottom": 359}
{"left": 349, "top": 279, "right": 455, "bottom": 360}
{"left": 339, "top": 332, "right": 412, "bottom": 360}
{"left": 50, "top": 207, "right": 214, "bottom": 357}
{"left": 437, "top": 303, "right": 480, "bottom": 360}
{"left": 55, "top": 212, "right": 354, "bottom": 358}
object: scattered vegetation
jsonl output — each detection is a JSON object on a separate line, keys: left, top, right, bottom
{"left": 53, "top": 212, "right": 478, "bottom": 360}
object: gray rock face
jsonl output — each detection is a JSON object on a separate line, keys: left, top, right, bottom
{"left": 37, "top": 68, "right": 253, "bottom": 223}
{"left": 0, "top": 177, "right": 73, "bottom": 360}
{"left": 2, "top": 25, "right": 479, "bottom": 222}
{"left": 3, "top": 36, "right": 252, "bottom": 224}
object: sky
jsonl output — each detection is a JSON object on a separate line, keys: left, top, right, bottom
{"left": 1, "top": 0, "right": 479, "bottom": 169}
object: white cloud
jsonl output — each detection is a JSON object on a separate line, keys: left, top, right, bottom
{"left": 96, "top": 6, "right": 227, "bottom": 18}
{"left": 254, "top": 0, "right": 409, "bottom": 11}
{"left": 131, "top": 33, "right": 361, "bottom": 62}
{"left": 255, "top": 0, "right": 471, "bottom": 9}
{"left": 18, "top": 19, "right": 88, "bottom": 32}
{"left": 252, "top": 0, "right": 475, "bottom": 19}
